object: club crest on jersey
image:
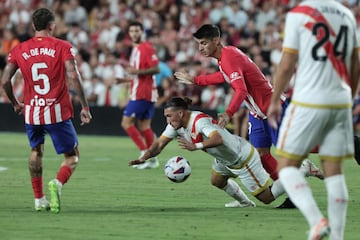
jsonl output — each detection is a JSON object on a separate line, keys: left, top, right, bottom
{"left": 230, "top": 71, "right": 242, "bottom": 81}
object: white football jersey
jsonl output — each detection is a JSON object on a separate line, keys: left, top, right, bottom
{"left": 283, "top": 0, "right": 359, "bottom": 106}
{"left": 161, "top": 111, "right": 253, "bottom": 166}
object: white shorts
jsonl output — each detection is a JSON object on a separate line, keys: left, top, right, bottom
{"left": 276, "top": 103, "right": 354, "bottom": 161}
{"left": 212, "top": 149, "right": 271, "bottom": 196}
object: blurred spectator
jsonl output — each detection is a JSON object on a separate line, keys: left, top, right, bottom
{"left": 238, "top": 19, "right": 260, "bottom": 53}
{"left": 255, "top": 1, "right": 276, "bottom": 31}
{"left": 0, "top": 28, "right": 20, "bottom": 72}
{"left": 155, "top": 77, "right": 178, "bottom": 107}
{"left": 159, "top": 18, "right": 178, "bottom": 51}
{"left": 209, "top": 0, "right": 232, "bottom": 25}
{"left": 66, "top": 22, "right": 89, "bottom": 50}
{"left": 0, "top": 69, "right": 23, "bottom": 103}
{"left": 148, "top": 32, "right": 171, "bottom": 62}
{"left": 201, "top": 85, "right": 225, "bottom": 111}
{"left": 75, "top": 49, "right": 92, "bottom": 82}
{"left": 228, "top": 0, "right": 249, "bottom": 30}
{"left": 113, "top": 31, "right": 131, "bottom": 66}
{"left": 63, "top": 0, "right": 89, "bottom": 30}
{"left": 109, "top": 0, "right": 135, "bottom": 24}
{"left": 53, "top": 13, "right": 69, "bottom": 40}
{"left": 9, "top": 0, "right": 31, "bottom": 28}
{"left": 97, "top": 17, "right": 121, "bottom": 52}
{"left": 192, "top": 2, "right": 210, "bottom": 28}
{"left": 86, "top": 74, "right": 106, "bottom": 107}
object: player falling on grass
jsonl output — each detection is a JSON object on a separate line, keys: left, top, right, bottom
{"left": 129, "top": 97, "right": 318, "bottom": 208}
{"left": 267, "top": 1, "right": 360, "bottom": 239}
{"left": 174, "top": 24, "right": 323, "bottom": 208}
{"left": 117, "top": 21, "right": 160, "bottom": 169}
{"left": 1, "top": 8, "right": 92, "bottom": 213}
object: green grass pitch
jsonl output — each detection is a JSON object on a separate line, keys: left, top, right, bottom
{"left": 0, "top": 132, "right": 359, "bottom": 240}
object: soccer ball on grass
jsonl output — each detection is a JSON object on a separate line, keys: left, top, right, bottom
{"left": 164, "top": 156, "right": 191, "bottom": 183}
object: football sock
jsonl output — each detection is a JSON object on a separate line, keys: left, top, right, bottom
{"left": 270, "top": 179, "right": 285, "bottom": 198}
{"left": 31, "top": 176, "right": 44, "bottom": 199}
{"left": 125, "top": 125, "right": 147, "bottom": 151}
{"left": 223, "top": 178, "right": 251, "bottom": 204}
{"left": 56, "top": 165, "right": 72, "bottom": 185}
{"left": 325, "top": 174, "right": 348, "bottom": 240}
{"left": 279, "top": 167, "right": 323, "bottom": 226}
{"left": 142, "top": 128, "right": 155, "bottom": 148}
{"left": 260, "top": 153, "right": 278, "bottom": 180}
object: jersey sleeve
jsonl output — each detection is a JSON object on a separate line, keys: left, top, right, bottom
{"left": 144, "top": 43, "right": 159, "bottom": 68}
{"left": 282, "top": 11, "right": 300, "bottom": 53}
{"left": 62, "top": 42, "right": 76, "bottom": 62}
{"left": 196, "top": 117, "right": 218, "bottom": 138}
{"left": 7, "top": 47, "right": 19, "bottom": 66}
{"left": 226, "top": 83, "right": 248, "bottom": 116}
{"left": 220, "top": 53, "right": 248, "bottom": 117}
{"left": 160, "top": 124, "right": 178, "bottom": 139}
{"left": 194, "top": 71, "right": 225, "bottom": 85}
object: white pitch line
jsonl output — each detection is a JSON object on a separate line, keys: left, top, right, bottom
{"left": 0, "top": 166, "right": 8, "bottom": 172}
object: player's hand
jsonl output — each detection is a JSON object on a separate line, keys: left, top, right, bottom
{"left": 217, "top": 112, "right": 230, "bottom": 128}
{"left": 174, "top": 72, "right": 194, "bottom": 85}
{"left": 80, "top": 108, "right": 92, "bottom": 126}
{"left": 267, "top": 102, "right": 282, "bottom": 129}
{"left": 13, "top": 102, "right": 24, "bottom": 115}
{"left": 128, "top": 159, "right": 146, "bottom": 166}
{"left": 126, "top": 66, "right": 138, "bottom": 75}
{"left": 177, "top": 136, "right": 197, "bottom": 151}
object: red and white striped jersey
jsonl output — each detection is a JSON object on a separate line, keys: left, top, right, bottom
{"left": 129, "top": 41, "right": 159, "bottom": 102}
{"left": 194, "top": 46, "right": 275, "bottom": 119}
{"left": 8, "top": 36, "right": 75, "bottom": 125}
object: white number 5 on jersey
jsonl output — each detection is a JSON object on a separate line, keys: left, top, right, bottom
{"left": 32, "top": 62, "right": 50, "bottom": 95}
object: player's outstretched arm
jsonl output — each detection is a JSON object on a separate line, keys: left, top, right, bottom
{"left": 128, "top": 136, "right": 172, "bottom": 166}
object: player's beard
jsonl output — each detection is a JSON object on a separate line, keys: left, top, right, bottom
{"left": 132, "top": 36, "right": 141, "bottom": 44}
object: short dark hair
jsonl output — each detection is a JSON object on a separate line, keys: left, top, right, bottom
{"left": 128, "top": 21, "right": 143, "bottom": 31}
{"left": 164, "top": 97, "right": 192, "bottom": 110}
{"left": 193, "top": 24, "right": 220, "bottom": 39}
{"left": 32, "top": 8, "right": 55, "bottom": 31}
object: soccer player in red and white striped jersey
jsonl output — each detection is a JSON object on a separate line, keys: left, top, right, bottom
{"left": 2, "top": 8, "right": 91, "bottom": 213}
{"left": 118, "top": 21, "right": 160, "bottom": 169}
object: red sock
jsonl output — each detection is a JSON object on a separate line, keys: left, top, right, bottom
{"left": 125, "top": 125, "right": 147, "bottom": 151}
{"left": 31, "top": 176, "right": 44, "bottom": 199}
{"left": 142, "top": 128, "right": 155, "bottom": 148}
{"left": 57, "top": 166, "right": 72, "bottom": 185}
{"left": 311, "top": 145, "right": 319, "bottom": 153}
{"left": 260, "top": 153, "right": 278, "bottom": 180}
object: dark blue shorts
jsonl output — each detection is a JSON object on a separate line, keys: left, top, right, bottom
{"left": 123, "top": 100, "right": 155, "bottom": 120}
{"left": 25, "top": 119, "right": 78, "bottom": 154}
{"left": 248, "top": 99, "right": 289, "bottom": 148}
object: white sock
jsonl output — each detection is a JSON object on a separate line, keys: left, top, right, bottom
{"left": 325, "top": 174, "right": 348, "bottom": 240}
{"left": 270, "top": 179, "right": 285, "bottom": 199}
{"left": 223, "top": 178, "right": 251, "bottom": 204}
{"left": 279, "top": 167, "right": 323, "bottom": 226}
